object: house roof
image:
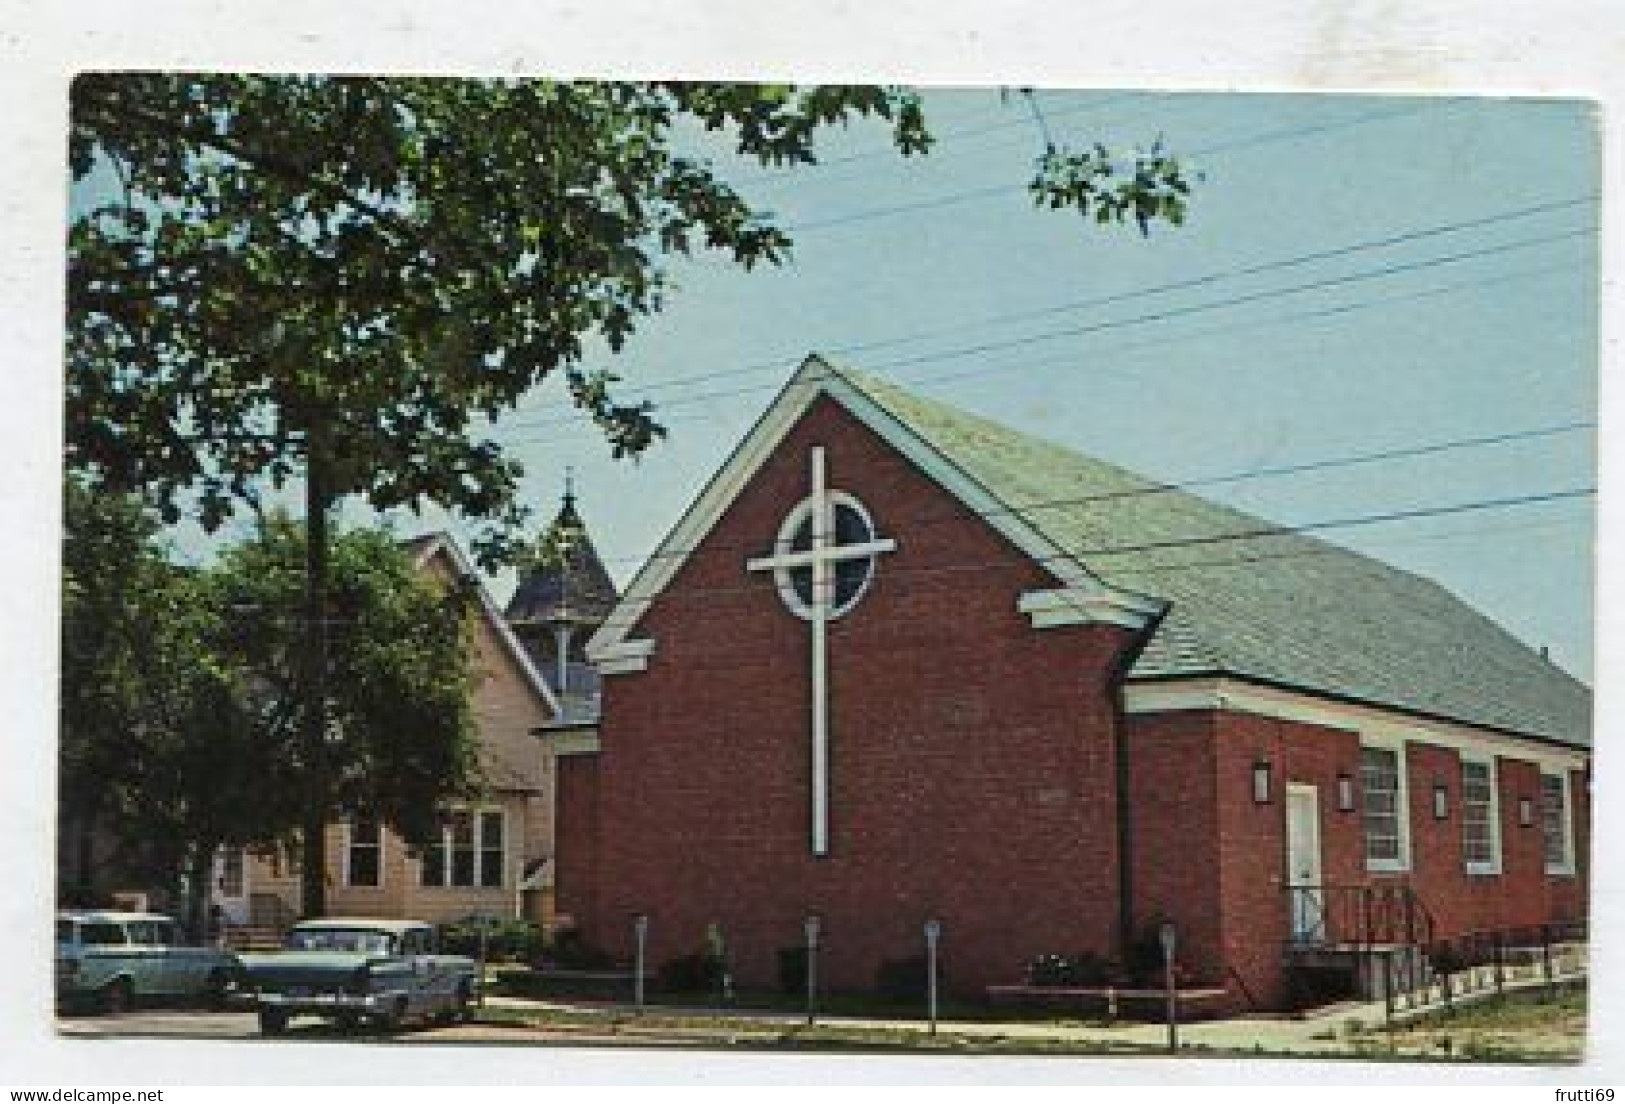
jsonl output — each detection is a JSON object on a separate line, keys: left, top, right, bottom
{"left": 404, "top": 532, "right": 561, "bottom": 718}
{"left": 506, "top": 490, "right": 620, "bottom": 629}
{"left": 838, "top": 364, "right": 1592, "bottom": 749}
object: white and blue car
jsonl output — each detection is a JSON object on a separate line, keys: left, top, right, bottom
{"left": 240, "top": 918, "right": 479, "bottom": 1035}
{"left": 56, "top": 910, "right": 244, "bottom": 1013}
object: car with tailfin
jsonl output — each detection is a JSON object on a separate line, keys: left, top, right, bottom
{"left": 239, "top": 917, "right": 478, "bottom": 1035}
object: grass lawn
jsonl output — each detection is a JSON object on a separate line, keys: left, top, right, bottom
{"left": 1347, "top": 981, "right": 1587, "bottom": 1062}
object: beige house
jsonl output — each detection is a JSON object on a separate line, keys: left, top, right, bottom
{"left": 214, "top": 532, "right": 564, "bottom": 933}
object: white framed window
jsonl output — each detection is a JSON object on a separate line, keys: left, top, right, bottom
{"left": 1360, "top": 741, "right": 1410, "bottom": 872}
{"left": 1459, "top": 755, "right": 1501, "bottom": 875}
{"left": 1540, "top": 772, "right": 1575, "bottom": 875}
{"left": 420, "top": 806, "right": 506, "bottom": 888}
{"left": 770, "top": 492, "right": 885, "bottom": 622}
{"left": 344, "top": 814, "right": 382, "bottom": 887}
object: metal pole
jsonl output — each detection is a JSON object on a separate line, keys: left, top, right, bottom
{"left": 633, "top": 913, "right": 648, "bottom": 1013}
{"left": 477, "top": 914, "right": 489, "bottom": 1008}
{"left": 1159, "top": 921, "right": 1178, "bottom": 1054}
{"left": 804, "top": 914, "right": 821, "bottom": 1026}
{"left": 924, "top": 919, "right": 941, "bottom": 1037}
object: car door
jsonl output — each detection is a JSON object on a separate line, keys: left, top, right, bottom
{"left": 397, "top": 927, "right": 441, "bottom": 1013}
{"left": 124, "top": 921, "right": 168, "bottom": 995}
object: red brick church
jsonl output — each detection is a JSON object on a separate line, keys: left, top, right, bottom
{"left": 549, "top": 355, "right": 1590, "bottom": 1012}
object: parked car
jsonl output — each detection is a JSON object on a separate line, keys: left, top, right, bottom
{"left": 56, "top": 910, "right": 243, "bottom": 1013}
{"left": 239, "top": 917, "right": 479, "bottom": 1035}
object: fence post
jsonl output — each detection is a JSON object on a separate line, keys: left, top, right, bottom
{"left": 1383, "top": 952, "right": 1394, "bottom": 1026}
{"left": 1493, "top": 930, "right": 1504, "bottom": 995}
{"left": 1542, "top": 924, "right": 1555, "bottom": 1001}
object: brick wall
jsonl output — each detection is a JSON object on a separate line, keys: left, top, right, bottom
{"left": 1187, "top": 709, "right": 1590, "bottom": 1010}
{"left": 587, "top": 397, "right": 1138, "bottom": 995}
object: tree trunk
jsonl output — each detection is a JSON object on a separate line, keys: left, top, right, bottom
{"left": 299, "top": 440, "right": 331, "bottom": 919}
{"left": 184, "top": 844, "right": 214, "bottom": 944}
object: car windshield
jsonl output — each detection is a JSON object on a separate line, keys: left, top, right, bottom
{"left": 285, "top": 928, "right": 397, "bottom": 954}
{"left": 55, "top": 920, "right": 75, "bottom": 943}
{"left": 79, "top": 922, "right": 128, "bottom": 946}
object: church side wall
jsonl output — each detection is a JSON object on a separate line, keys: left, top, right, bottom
{"left": 1203, "top": 709, "right": 1590, "bottom": 1011}
{"left": 589, "top": 397, "right": 1138, "bottom": 997}
{"left": 1123, "top": 712, "right": 1223, "bottom": 988}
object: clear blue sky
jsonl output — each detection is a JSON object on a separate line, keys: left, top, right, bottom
{"left": 156, "top": 88, "right": 1597, "bottom": 680}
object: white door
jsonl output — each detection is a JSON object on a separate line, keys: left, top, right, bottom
{"left": 1285, "top": 784, "right": 1325, "bottom": 943}
{"left": 213, "top": 846, "right": 250, "bottom": 926}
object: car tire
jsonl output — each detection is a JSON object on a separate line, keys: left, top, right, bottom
{"left": 374, "top": 997, "right": 407, "bottom": 1033}
{"left": 455, "top": 981, "right": 475, "bottom": 1023}
{"left": 258, "top": 1008, "right": 289, "bottom": 1036}
{"left": 335, "top": 1011, "right": 361, "bottom": 1033}
{"left": 204, "top": 969, "right": 231, "bottom": 1011}
{"left": 101, "top": 977, "right": 133, "bottom": 1016}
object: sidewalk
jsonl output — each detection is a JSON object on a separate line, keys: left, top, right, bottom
{"left": 480, "top": 961, "right": 1583, "bottom": 1057}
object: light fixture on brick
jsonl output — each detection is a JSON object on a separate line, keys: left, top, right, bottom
{"left": 1433, "top": 782, "right": 1449, "bottom": 820}
{"left": 1252, "top": 760, "right": 1272, "bottom": 805}
{"left": 1520, "top": 797, "right": 1534, "bottom": 826}
{"left": 1336, "top": 772, "right": 1355, "bottom": 812}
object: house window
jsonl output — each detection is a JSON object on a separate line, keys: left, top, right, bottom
{"left": 1460, "top": 757, "right": 1500, "bottom": 875}
{"left": 1360, "top": 744, "right": 1407, "bottom": 871}
{"left": 420, "top": 807, "right": 505, "bottom": 888}
{"left": 480, "top": 811, "right": 505, "bottom": 887}
{"left": 219, "top": 846, "right": 245, "bottom": 896}
{"left": 346, "top": 815, "right": 382, "bottom": 887}
{"left": 1541, "top": 772, "right": 1573, "bottom": 874}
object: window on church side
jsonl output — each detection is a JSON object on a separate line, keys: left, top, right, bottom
{"left": 1460, "top": 757, "right": 1499, "bottom": 875}
{"left": 345, "top": 815, "right": 381, "bottom": 887}
{"left": 1541, "top": 772, "right": 1573, "bottom": 874}
{"left": 1360, "top": 745, "right": 1407, "bottom": 871}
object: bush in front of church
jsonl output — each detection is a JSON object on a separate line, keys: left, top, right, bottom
{"left": 777, "top": 945, "right": 809, "bottom": 995}
{"left": 437, "top": 918, "right": 547, "bottom": 963}
{"left": 1026, "top": 951, "right": 1114, "bottom": 988}
{"left": 657, "top": 951, "right": 726, "bottom": 993}
{"left": 875, "top": 954, "right": 933, "bottom": 1001}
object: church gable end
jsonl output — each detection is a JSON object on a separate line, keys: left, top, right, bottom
{"left": 584, "top": 372, "right": 1144, "bottom": 994}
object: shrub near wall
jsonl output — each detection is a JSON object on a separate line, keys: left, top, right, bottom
{"left": 438, "top": 919, "right": 547, "bottom": 962}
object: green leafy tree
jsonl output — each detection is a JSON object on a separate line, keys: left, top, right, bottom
{"left": 62, "top": 483, "right": 480, "bottom": 921}
{"left": 67, "top": 76, "right": 1191, "bottom": 561}
{"left": 205, "top": 518, "right": 480, "bottom": 916}
{"left": 65, "top": 76, "right": 1193, "bottom": 911}
{"left": 61, "top": 480, "right": 275, "bottom": 932}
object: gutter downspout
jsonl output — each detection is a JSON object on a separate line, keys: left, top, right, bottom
{"left": 1109, "top": 603, "right": 1169, "bottom": 961}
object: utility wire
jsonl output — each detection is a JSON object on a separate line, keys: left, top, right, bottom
{"left": 499, "top": 194, "right": 1592, "bottom": 428}
{"left": 524, "top": 416, "right": 1593, "bottom": 570}
{"left": 586, "top": 483, "right": 1593, "bottom": 617}
{"left": 505, "top": 220, "right": 1592, "bottom": 434}
{"left": 786, "top": 100, "right": 1440, "bottom": 233}
{"left": 530, "top": 256, "right": 1586, "bottom": 451}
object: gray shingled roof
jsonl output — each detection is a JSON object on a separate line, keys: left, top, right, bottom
{"left": 838, "top": 364, "right": 1591, "bottom": 748}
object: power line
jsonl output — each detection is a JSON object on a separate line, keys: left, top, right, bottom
{"left": 585, "top": 482, "right": 1592, "bottom": 617}
{"left": 742, "top": 91, "right": 1148, "bottom": 189}
{"left": 505, "top": 219, "right": 1592, "bottom": 435}
{"left": 528, "top": 416, "right": 1593, "bottom": 570}
{"left": 498, "top": 194, "right": 1592, "bottom": 430}
{"left": 529, "top": 256, "right": 1586, "bottom": 451}
{"left": 785, "top": 100, "right": 1442, "bottom": 233}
